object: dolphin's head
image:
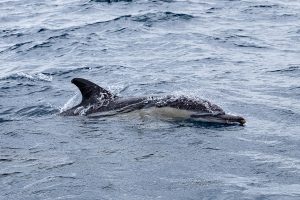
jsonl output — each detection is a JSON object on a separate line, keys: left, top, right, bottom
{"left": 191, "top": 113, "right": 246, "bottom": 125}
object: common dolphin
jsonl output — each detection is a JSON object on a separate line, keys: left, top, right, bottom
{"left": 61, "top": 78, "right": 246, "bottom": 125}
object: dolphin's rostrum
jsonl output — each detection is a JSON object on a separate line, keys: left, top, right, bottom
{"left": 61, "top": 78, "right": 246, "bottom": 125}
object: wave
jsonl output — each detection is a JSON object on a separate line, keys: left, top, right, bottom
{"left": 0, "top": 28, "right": 21, "bottom": 38}
{"left": 37, "top": 28, "right": 48, "bottom": 33}
{"left": 0, "top": 72, "right": 53, "bottom": 82}
{"left": 15, "top": 105, "right": 59, "bottom": 117}
{"left": 1, "top": 30, "right": 70, "bottom": 53}
{"left": 90, "top": 0, "right": 174, "bottom": 2}
{"left": 44, "top": 65, "right": 130, "bottom": 77}
{"left": 234, "top": 43, "right": 267, "bottom": 49}
{"left": 0, "top": 41, "right": 33, "bottom": 54}
{"left": 47, "top": 33, "right": 69, "bottom": 40}
{"left": 0, "top": 117, "right": 14, "bottom": 123}
{"left": 90, "top": 0, "right": 132, "bottom": 2}
{"left": 131, "top": 11, "right": 194, "bottom": 26}
{"left": 72, "top": 11, "right": 194, "bottom": 30}
{"left": 243, "top": 4, "right": 299, "bottom": 22}
{"left": 208, "top": 34, "right": 269, "bottom": 49}
{"left": 45, "top": 66, "right": 101, "bottom": 76}
{"left": 250, "top": 4, "right": 281, "bottom": 9}
{"left": 0, "top": 171, "right": 22, "bottom": 178}
{"left": 268, "top": 65, "right": 299, "bottom": 73}
{"left": 1, "top": 11, "right": 194, "bottom": 55}
{"left": 267, "top": 65, "right": 300, "bottom": 77}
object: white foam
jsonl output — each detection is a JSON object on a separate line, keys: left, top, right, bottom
{"left": 59, "top": 93, "right": 80, "bottom": 113}
{"left": 4, "top": 72, "right": 53, "bottom": 82}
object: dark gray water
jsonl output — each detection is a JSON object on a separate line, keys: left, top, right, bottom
{"left": 1, "top": 0, "right": 300, "bottom": 199}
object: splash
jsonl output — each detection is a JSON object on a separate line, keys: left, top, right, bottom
{"left": 73, "top": 105, "right": 94, "bottom": 116}
{"left": 59, "top": 93, "right": 80, "bottom": 113}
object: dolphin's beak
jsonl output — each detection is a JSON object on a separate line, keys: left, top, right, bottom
{"left": 219, "top": 114, "right": 246, "bottom": 125}
{"left": 240, "top": 118, "right": 246, "bottom": 125}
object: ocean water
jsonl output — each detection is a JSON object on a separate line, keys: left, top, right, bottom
{"left": 1, "top": 0, "right": 300, "bottom": 199}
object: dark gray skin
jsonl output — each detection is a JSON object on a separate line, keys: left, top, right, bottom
{"left": 61, "top": 78, "right": 246, "bottom": 125}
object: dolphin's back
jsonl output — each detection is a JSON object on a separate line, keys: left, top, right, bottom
{"left": 153, "top": 96, "right": 225, "bottom": 114}
{"left": 62, "top": 78, "right": 224, "bottom": 117}
{"left": 113, "top": 96, "right": 224, "bottom": 113}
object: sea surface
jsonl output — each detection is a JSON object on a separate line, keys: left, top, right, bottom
{"left": 1, "top": 0, "right": 300, "bottom": 199}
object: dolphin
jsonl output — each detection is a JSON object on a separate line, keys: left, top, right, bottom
{"left": 60, "top": 78, "right": 246, "bottom": 125}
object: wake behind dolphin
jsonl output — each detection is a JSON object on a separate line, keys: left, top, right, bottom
{"left": 61, "top": 78, "right": 246, "bottom": 125}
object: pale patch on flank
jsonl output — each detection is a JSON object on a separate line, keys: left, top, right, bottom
{"left": 140, "top": 107, "right": 194, "bottom": 120}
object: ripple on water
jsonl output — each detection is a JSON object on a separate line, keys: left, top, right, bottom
{"left": 131, "top": 11, "right": 194, "bottom": 26}
{"left": 0, "top": 41, "right": 33, "bottom": 54}
{"left": 90, "top": 0, "right": 132, "bottom": 2}
{"left": 67, "top": 11, "right": 194, "bottom": 32}
{"left": 0, "top": 118, "right": 14, "bottom": 123}
{"left": 268, "top": 65, "right": 300, "bottom": 77}
{"left": 1, "top": 0, "right": 300, "bottom": 199}
{"left": 15, "top": 105, "right": 58, "bottom": 117}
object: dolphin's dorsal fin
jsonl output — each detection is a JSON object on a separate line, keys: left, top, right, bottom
{"left": 71, "top": 78, "right": 113, "bottom": 104}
